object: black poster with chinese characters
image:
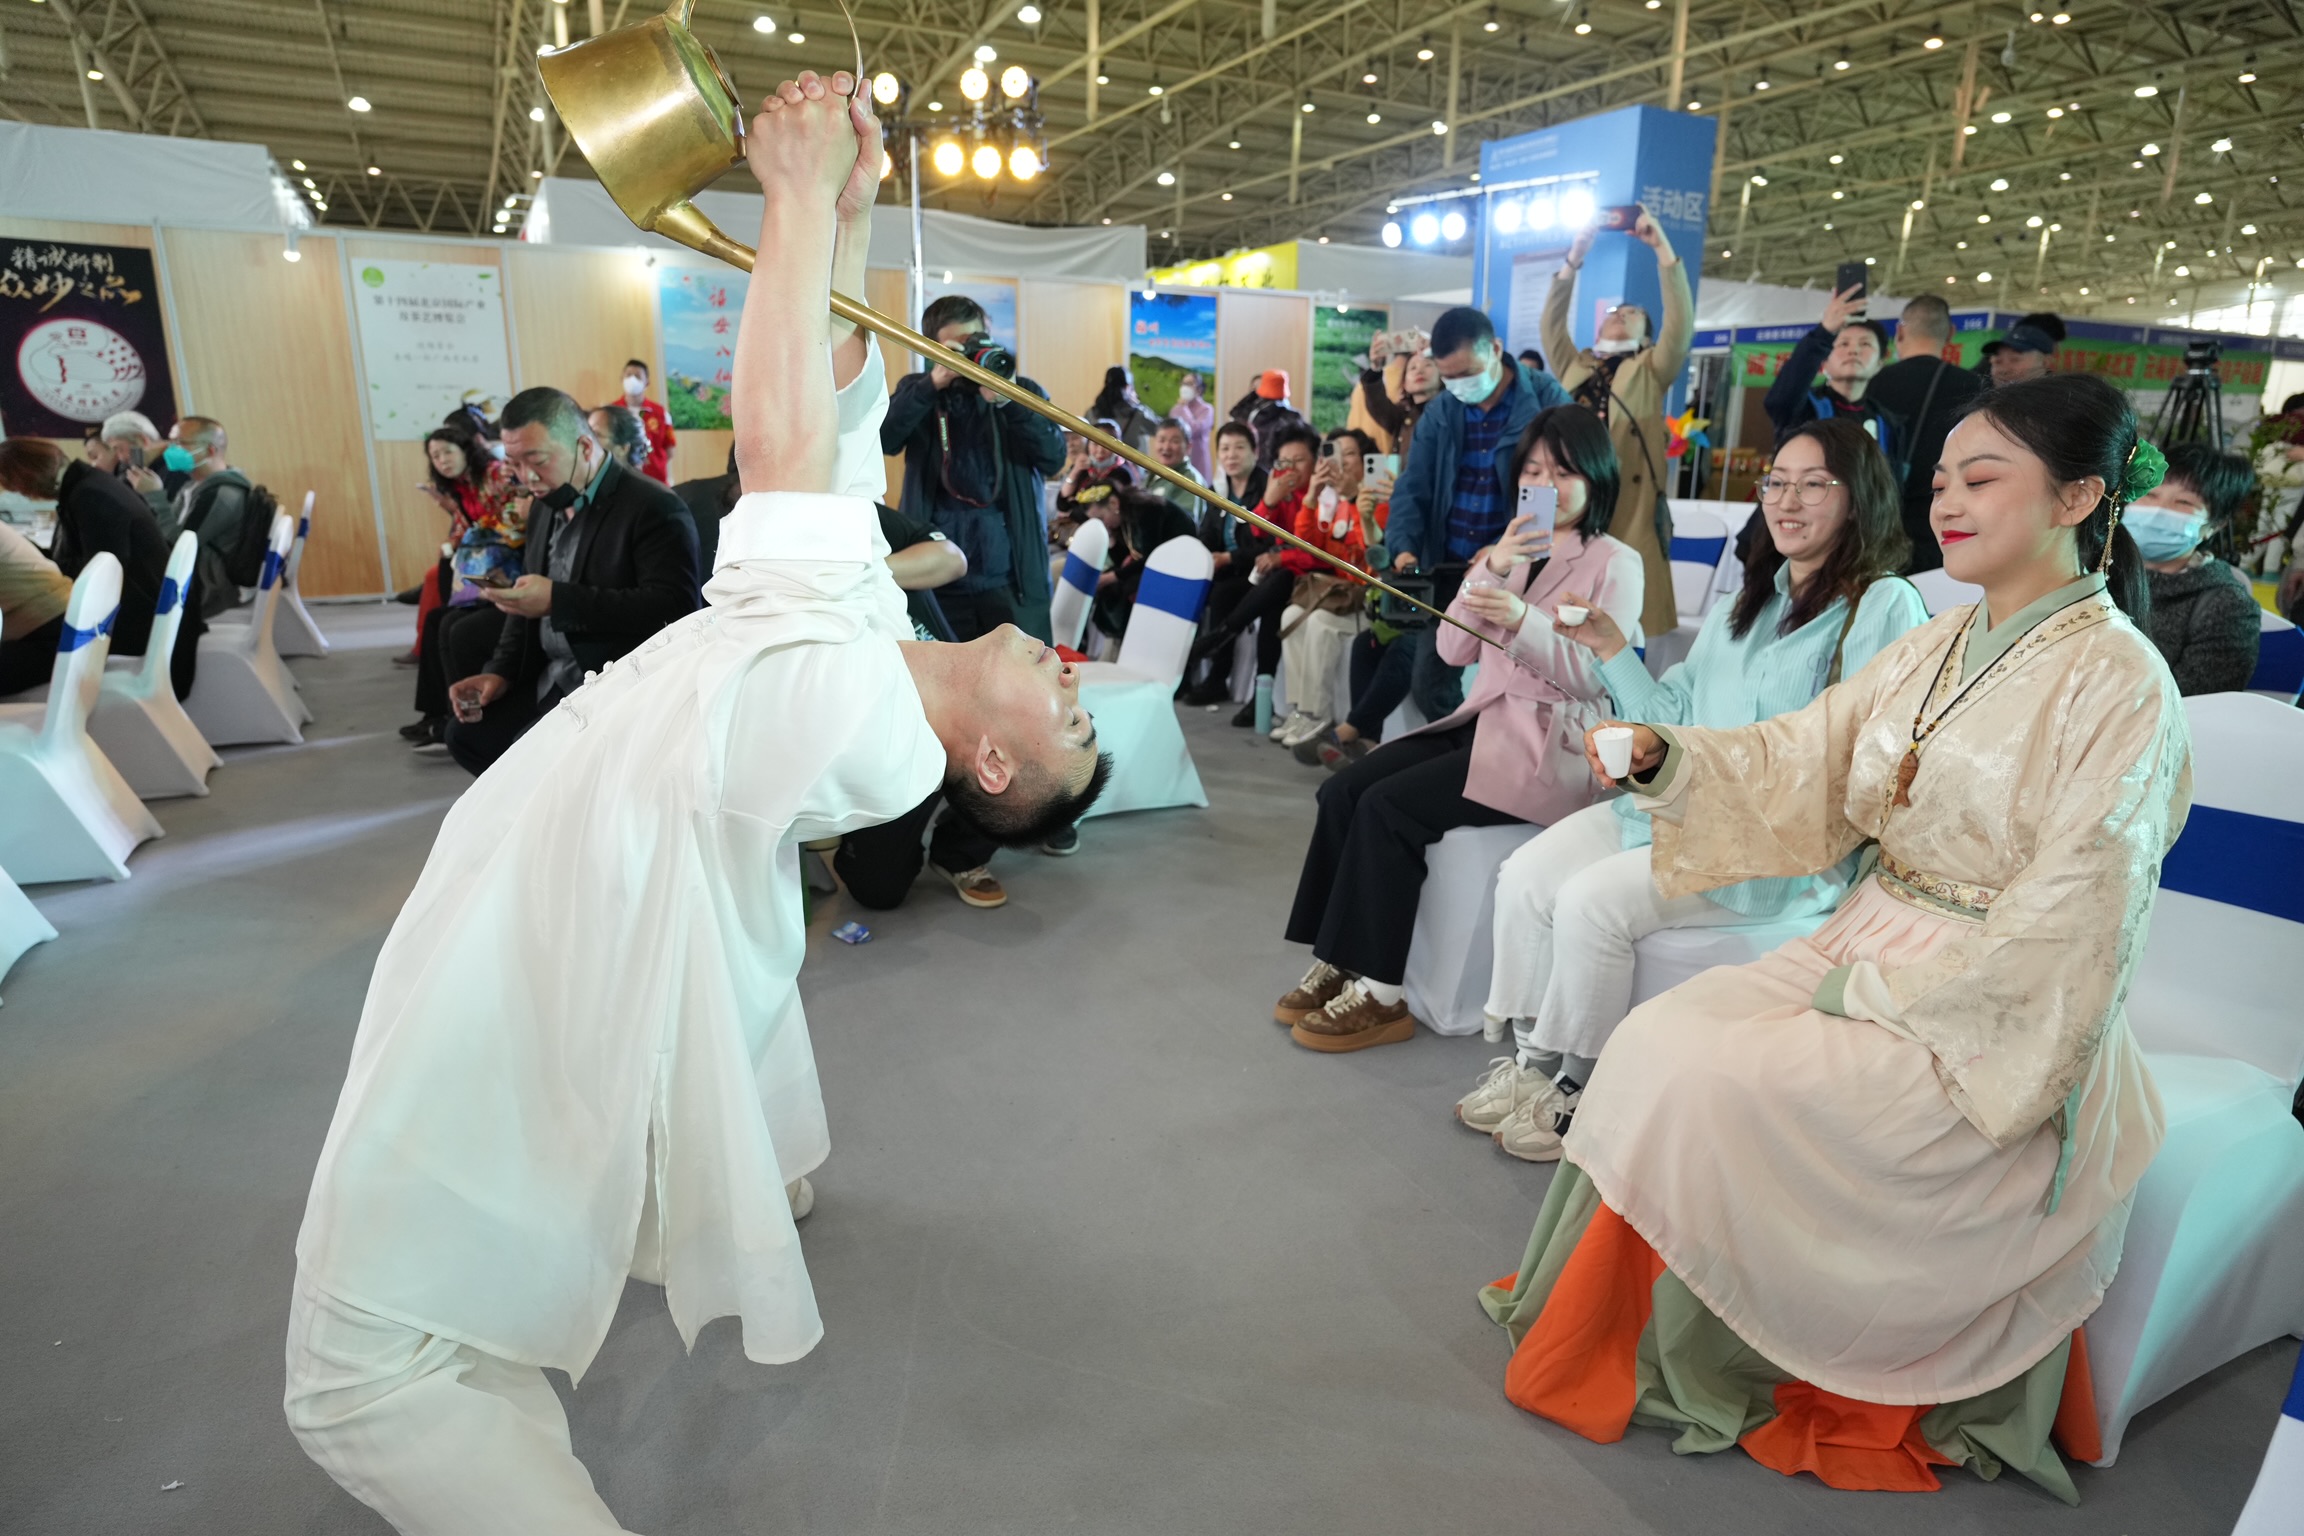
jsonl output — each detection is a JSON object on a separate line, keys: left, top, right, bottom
{"left": 0, "top": 237, "right": 181, "bottom": 440}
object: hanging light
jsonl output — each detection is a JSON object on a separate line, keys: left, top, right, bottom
{"left": 871, "top": 71, "right": 902, "bottom": 105}
{"left": 347, "top": 95, "right": 372, "bottom": 111}
{"left": 1409, "top": 212, "right": 1440, "bottom": 245}
{"left": 973, "top": 44, "right": 998, "bottom": 63}
{"left": 972, "top": 143, "right": 1003, "bottom": 179}
{"left": 1559, "top": 185, "right": 1597, "bottom": 228}
{"left": 2133, "top": 83, "right": 2158, "bottom": 98}
{"left": 1526, "top": 195, "right": 1557, "bottom": 230}
{"left": 1415, "top": 39, "right": 1435, "bottom": 60}
{"left": 1000, "top": 65, "right": 1031, "bottom": 99}
{"left": 1440, "top": 210, "right": 1468, "bottom": 241}
{"left": 752, "top": 14, "right": 775, "bottom": 31}
{"left": 1491, "top": 198, "right": 1523, "bottom": 233}
{"left": 960, "top": 66, "right": 990, "bottom": 101}
{"left": 292, "top": 159, "right": 307, "bottom": 171}
{"left": 282, "top": 230, "right": 302, "bottom": 263}
{"left": 1156, "top": 170, "right": 1176, "bottom": 186}
{"left": 1483, "top": 7, "right": 1500, "bottom": 32}
{"left": 1923, "top": 20, "right": 1945, "bottom": 48}
{"left": 1008, "top": 144, "right": 1040, "bottom": 180}
{"left": 1017, "top": 3, "right": 1041, "bottom": 21}
{"left": 1381, "top": 220, "right": 1403, "bottom": 247}
{"left": 931, "top": 137, "right": 965, "bottom": 176}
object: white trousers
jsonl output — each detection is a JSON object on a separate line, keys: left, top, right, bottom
{"left": 1483, "top": 800, "right": 1744, "bottom": 1065}
{"left": 285, "top": 1269, "right": 638, "bottom": 1535}
{"left": 1280, "top": 605, "right": 1361, "bottom": 721}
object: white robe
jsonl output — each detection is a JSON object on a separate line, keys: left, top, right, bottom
{"left": 296, "top": 342, "right": 944, "bottom": 1379}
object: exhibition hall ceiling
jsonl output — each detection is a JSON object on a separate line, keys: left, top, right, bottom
{"left": 3, "top": 0, "right": 2302, "bottom": 312}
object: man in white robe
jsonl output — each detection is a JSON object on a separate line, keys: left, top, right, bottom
{"left": 284, "top": 72, "right": 1108, "bottom": 1535}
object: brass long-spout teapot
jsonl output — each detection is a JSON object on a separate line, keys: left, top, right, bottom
{"left": 537, "top": 0, "right": 1487, "bottom": 644}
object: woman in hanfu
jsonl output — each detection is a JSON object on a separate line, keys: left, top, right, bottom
{"left": 1479, "top": 373, "right": 2189, "bottom": 1503}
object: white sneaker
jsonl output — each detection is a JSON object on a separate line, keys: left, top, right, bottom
{"left": 1495, "top": 1081, "right": 1579, "bottom": 1163}
{"left": 785, "top": 1177, "right": 815, "bottom": 1220}
{"left": 1455, "top": 1056, "right": 1547, "bottom": 1133}
{"left": 1281, "top": 713, "right": 1332, "bottom": 747}
{"left": 1269, "top": 708, "right": 1312, "bottom": 742}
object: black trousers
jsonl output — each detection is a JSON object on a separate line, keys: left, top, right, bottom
{"left": 1283, "top": 722, "right": 1523, "bottom": 986}
{"left": 937, "top": 584, "right": 1017, "bottom": 642}
{"left": 832, "top": 786, "right": 1000, "bottom": 909}
{"left": 415, "top": 602, "right": 508, "bottom": 718}
{"left": 1204, "top": 571, "right": 1288, "bottom": 675}
{"left": 0, "top": 614, "right": 63, "bottom": 698}
{"left": 444, "top": 679, "right": 562, "bottom": 776}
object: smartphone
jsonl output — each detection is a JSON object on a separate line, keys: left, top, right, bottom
{"left": 1514, "top": 483, "right": 1558, "bottom": 560}
{"left": 1834, "top": 260, "right": 1869, "bottom": 309}
{"left": 1597, "top": 204, "right": 1643, "bottom": 232}
{"left": 128, "top": 445, "right": 147, "bottom": 469}
{"left": 1320, "top": 439, "right": 1339, "bottom": 459}
{"left": 463, "top": 570, "right": 515, "bottom": 590}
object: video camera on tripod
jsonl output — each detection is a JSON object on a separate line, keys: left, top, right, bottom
{"left": 2151, "top": 336, "right": 2227, "bottom": 450}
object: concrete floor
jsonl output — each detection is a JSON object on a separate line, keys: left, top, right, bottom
{"left": 0, "top": 600, "right": 2290, "bottom": 1535}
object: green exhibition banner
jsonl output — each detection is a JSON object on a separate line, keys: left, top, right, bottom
{"left": 1732, "top": 331, "right": 2270, "bottom": 395}
{"left": 1310, "top": 305, "right": 1389, "bottom": 432}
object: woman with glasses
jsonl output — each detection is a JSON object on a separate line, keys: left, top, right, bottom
{"left": 1456, "top": 417, "right": 1927, "bottom": 1160}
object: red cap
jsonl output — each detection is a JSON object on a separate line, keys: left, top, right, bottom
{"left": 1256, "top": 369, "right": 1290, "bottom": 400}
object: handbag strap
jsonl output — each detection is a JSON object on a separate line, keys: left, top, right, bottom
{"left": 1901, "top": 357, "right": 1950, "bottom": 496}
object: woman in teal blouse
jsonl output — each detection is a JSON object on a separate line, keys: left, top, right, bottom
{"left": 1458, "top": 417, "right": 1930, "bottom": 1160}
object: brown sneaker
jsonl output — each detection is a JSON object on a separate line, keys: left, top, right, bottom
{"left": 935, "top": 863, "right": 1008, "bottom": 909}
{"left": 1275, "top": 960, "right": 1349, "bottom": 1026}
{"left": 1291, "top": 981, "right": 1418, "bottom": 1053}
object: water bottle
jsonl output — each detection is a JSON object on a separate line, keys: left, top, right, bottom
{"left": 1254, "top": 674, "right": 1274, "bottom": 736}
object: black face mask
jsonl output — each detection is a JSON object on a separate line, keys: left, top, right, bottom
{"left": 538, "top": 481, "right": 581, "bottom": 512}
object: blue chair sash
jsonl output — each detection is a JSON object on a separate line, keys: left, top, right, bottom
{"left": 1060, "top": 550, "right": 1100, "bottom": 594}
{"left": 2160, "top": 804, "right": 2304, "bottom": 925}
{"left": 260, "top": 549, "right": 286, "bottom": 589}
{"left": 1669, "top": 535, "right": 1727, "bottom": 566}
{"left": 1135, "top": 567, "right": 1210, "bottom": 623}
{"left": 57, "top": 609, "right": 117, "bottom": 652}
{"left": 156, "top": 575, "right": 185, "bottom": 616}
{"left": 2249, "top": 627, "right": 2304, "bottom": 695}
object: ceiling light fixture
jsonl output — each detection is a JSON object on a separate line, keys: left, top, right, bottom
{"left": 1017, "top": 3, "right": 1040, "bottom": 20}
{"left": 752, "top": 14, "right": 774, "bottom": 31}
{"left": 1382, "top": 220, "right": 1403, "bottom": 247}
{"left": 1366, "top": 112, "right": 1382, "bottom": 124}
{"left": 2047, "top": 107, "right": 2064, "bottom": 118}
{"left": 1440, "top": 210, "right": 1468, "bottom": 241}
{"left": 1155, "top": 171, "right": 1175, "bottom": 186}
{"left": 1828, "top": 153, "right": 1844, "bottom": 164}
{"left": 973, "top": 44, "right": 997, "bottom": 62}
{"left": 347, "top": 95, "right": 371, "bottom": 112}
{"left": 529, "top": 105, "right": 546, "bottom": 122}
{"left": 2195, "top": 191, "right": 2214, "bottom": 204}
{"left": 1923, "top": 21, "right": 1945, "bottom": 48}
{"left": 2134, "top": 83, "right": 2158, "bottom": 98}
{"left": 1416, "top": 40, "right": 1435, "bottom": 61}
{"left": 2211, "top": 137, "right": 2233, "bottom": 153}
{"left": 971, "top": 143, "right": 1002, "bottom": 180}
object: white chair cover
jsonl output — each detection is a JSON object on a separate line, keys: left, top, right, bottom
{"left": 26, "top": 530, "right": 221, "bottom": 798}
{"left": 1048, "top": 518, "right": 1108, "bottom": 651}
{"left": 273, "top": 491, "right": 331, "bottom": 658}
{"left": 1075, "top": 534, "right": 1211, "bottom": 819}
{"left": 1648, "top": 501, "right": 1738, "bottom": 676}
{"left": 0, "top": 554, "right": 163, "bottom": 882}
{"left": 185, "top": 511, "right": 312, "bottom": 746}
{"left": 2249, "top": 611, "right": 2303, "bottom": 704}
{"left": 0, "top": 859, "right": 57, "bottom": 1003}
{"left": 2089, "top": 692, "right": 2304, "bottom": 1462}
{"left": 1627, "top": 913, "right": 1826, "bottom": 1007}
{"left": 1909, "top": 565, "right": 1984, "bottom": 617}
{"left": 2231, "top": 1346, "right": 2304, "bottom": 1535}
{"left": 1402, "top": 823, "right": 1543, "bottom": 1036}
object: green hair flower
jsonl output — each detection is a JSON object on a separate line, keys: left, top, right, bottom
{"left": 2124, "top": 439, "right": 2168, "bottom": 501}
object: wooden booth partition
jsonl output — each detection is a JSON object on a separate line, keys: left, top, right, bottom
{"left": 1020, "top": 279, "right": 1127, "bottom": 430}
{"left": 1217, "top": 289, "right": 1312, "bottom": 421}
{"left": 158, "top": 228, "right": 379, "bottom": 596}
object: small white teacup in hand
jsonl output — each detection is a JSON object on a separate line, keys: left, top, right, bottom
{"left": 1555, "top": 603, "right": 1589, "bottom": 628}
{"left": 1593, "top": 725, "right": 1636, "bottom": 780}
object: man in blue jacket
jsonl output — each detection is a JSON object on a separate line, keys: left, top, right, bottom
{"left": 1366, "top": 305, "right": 1569, "bottom": 724}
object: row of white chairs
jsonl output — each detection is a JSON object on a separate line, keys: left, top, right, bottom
{"left": 0, "top": 498, "right": 325, "bottom": 996}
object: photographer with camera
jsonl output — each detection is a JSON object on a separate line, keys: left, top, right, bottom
{"left": 881, "top": 295, "right": 1067, "bottom": 641}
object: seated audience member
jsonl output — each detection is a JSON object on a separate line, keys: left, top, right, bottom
{"left": 604, "top": 359, "right": 676, "bottom": 482}
{"left": 1054, "top": 422, "right": 1135, "bottom": 525}
{"left": 1090, "top": 489, "right": 1200, "bottom": 645}
{"left": 1478, "top": 375, "right": 2181, "bottom": 1503}
{"left": 96, "top": 410, "right": 188, "bottom": 504}
{"left": 1088, "top": 366, "right": 1160, "bottom": 452}
{"left": 833, "top": 504, "right": 1024, "bottom": 910}
{"left": 155, "top": 416, "right": 265, "bottom": 620}
{"left": 1459, "top": 418, "right": 1927, "bottom": 1161}
{"left": 1171, "top": 370, "right": 1218, "bottom": 478}
{"left": 0, "top": 437, "right": 190, "bottom": 695}
{"left": 441, "top": 387, "right": 699, "bottom": 775}
{"left": 1761, "top": 286, "right": 1899, "bottom": 471}
{"left": 1984, "top": 312, "right": 2065, "bottom": 388}
{"left": 672, "top": 447, "right": 741, "bottom": 575}
{"left": 588, "top": 405, "right": 652, "bottom": 477}
{"left": 401, "top": 426, "right": 527, "bottom": 748}
{"left": 1274, "top": 405, "right": 1642, "bottom": 1053}
{"left": 2133, "top": 442, "right": 2260, "bottom": 695}
{"left": 1272, "top": 428, "right": 1383, "bottom": 747}
{"left": 1864, "top": 294, "right": 1988, "bottom": 571}
{"left": 0, "top": 520, "right": 72, "bottom": 697}
{"left": 1186, "top": 423, "right": 1322, "bottom": 724}
{"left": 1230, "top": 370, "right": 1308, "bottom": 469}
{"left": 1145, "top": 417, "right": 1210, "bottom": 514}
{"left": 1180, "top": 421, "right": 1273, "bottom": 707}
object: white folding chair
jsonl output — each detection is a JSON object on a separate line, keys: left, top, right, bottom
{"left": 1909, "top": 565, "right": 1984, "bottom": 617}
{"left": 0, "top": 859, "right": 57, "bottom": 1003}
{"left": 272, "top": 491, "right": 330, "bottom": 658}
{"left": 1629, "top": 914, "right": 1828, "bottom": 1006}
{"left": 2231, "top": 1345, "right": 2304, "bottom": 1535}
{"left": 185, "top": 511, "right": 311, "bottom": 746}
{"left": 1646, "top": 502, "right": 1734, "bottom": 676}
{"left": 1402, "top": 824, "right": 1545, "bottom": 1036}
{"left": 2249, "top": 611, "right": 2303, "bottom": 705}
{"left": 2088, "top": 692, "right": 2304, "bottom": 1463}
{"left": 25, "top": 530, "right": 220, "bottom": 798}
{"left": 1075, "top": 534, "right": 1212, "bottom": 818}
{"left": 1048, "top": 518, "right": 1108, "bottom": 651}
{"left": 0, "top": 554, "right": 163, "bottom": 883}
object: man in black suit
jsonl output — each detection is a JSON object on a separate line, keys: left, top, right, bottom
{"left": 444, "top": 387, "right": 699, "bottom": 775}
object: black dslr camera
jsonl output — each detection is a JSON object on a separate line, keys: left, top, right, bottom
{"left": 956, "top": 333, "right": 1017, "bottom": 381}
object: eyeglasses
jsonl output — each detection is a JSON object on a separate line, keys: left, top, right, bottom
{"left": 1756, "top": 474, "right": 1844, "bottom": 506}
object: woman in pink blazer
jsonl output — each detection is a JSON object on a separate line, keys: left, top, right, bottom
{"left": 1275, "top": 405, "right": 1645, "bottom": 1054}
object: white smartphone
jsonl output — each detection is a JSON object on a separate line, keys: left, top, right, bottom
{"left": 1514, "top": 483, "right": 1558, "bottom": 561}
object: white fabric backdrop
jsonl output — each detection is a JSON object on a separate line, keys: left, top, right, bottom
{"left": 0, "top": 122, "right": 287, "bottom": 229}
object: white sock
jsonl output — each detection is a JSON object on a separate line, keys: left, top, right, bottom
{"left": 1361, "top": 978, "right": 1404, "bottom": 1007}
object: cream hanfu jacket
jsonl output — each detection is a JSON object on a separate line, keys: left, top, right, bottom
{"left": 1636, "top": 576, "right": 2188, "bottom": 1165}
{"left": 296, "top": 341, "right": 946, "bottom": 1378}
{"left": 1403, "top": 527, "right": 1643, "bottom": 826}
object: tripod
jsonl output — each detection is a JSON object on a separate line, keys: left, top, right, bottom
{"left": 2151, "top": 353, "right": 2227, "bottom": 450}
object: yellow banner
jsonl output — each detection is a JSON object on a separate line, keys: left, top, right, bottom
{"left": 1149, "top": 241, "right": 1298, "bottom": 291}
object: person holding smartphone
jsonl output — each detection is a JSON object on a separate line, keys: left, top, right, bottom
{"left": 1272, "top": 405, "right": 1642, "bottom": 1054}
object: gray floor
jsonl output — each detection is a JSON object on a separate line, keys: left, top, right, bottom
{"left": 0, "top": 603, "right": 2290, "bottom": 1535}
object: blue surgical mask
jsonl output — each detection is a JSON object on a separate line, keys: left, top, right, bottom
{"left": 1443, "top": 356, "right": 1501, "bottom": 404}
{"left": 161, "top": 443, "right": 196, "bottom": 472}
{"left": 2124, "top": 503, "right": 2209, "bottom": 561}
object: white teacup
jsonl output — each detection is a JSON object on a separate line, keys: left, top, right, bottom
{"left": 1555, "top": 603, "right": 1589, "bottom": 627}
{"left": 1594, "top": 725, "right": 1636, "bottom": 779}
